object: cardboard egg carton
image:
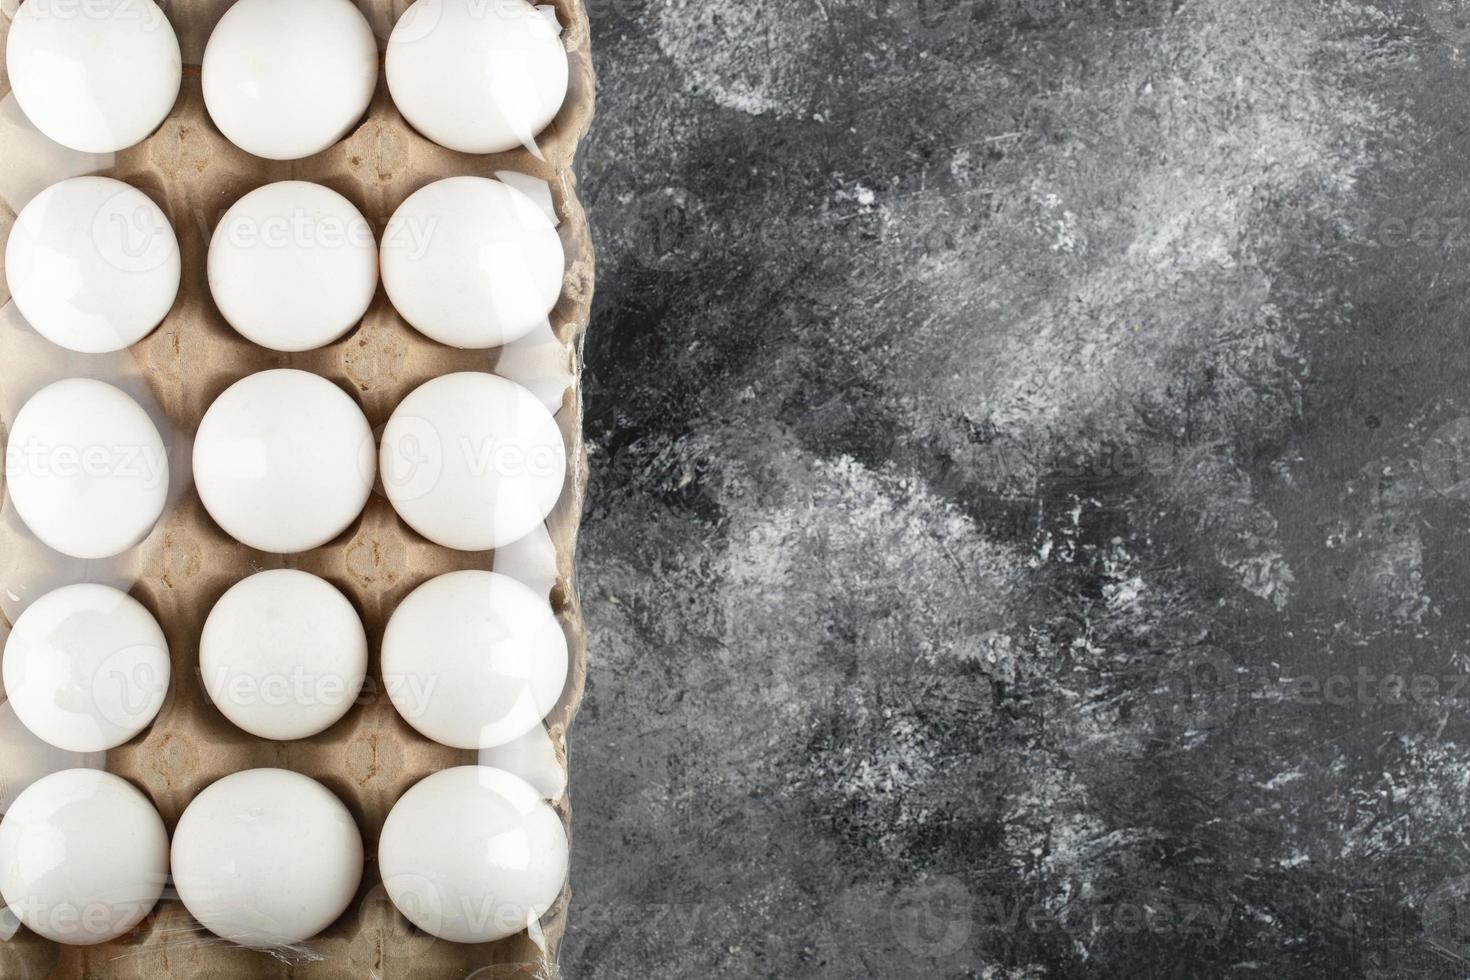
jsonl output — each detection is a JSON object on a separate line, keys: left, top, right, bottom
{"left": 0, "top": 0, "right": 594, "bottom": 975}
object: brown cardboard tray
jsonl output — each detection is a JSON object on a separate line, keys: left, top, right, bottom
{"left": 0, "top": 0, "right": 595, "bottom": 975}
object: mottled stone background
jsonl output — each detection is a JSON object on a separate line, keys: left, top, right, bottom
{"left": 564, "top": 0, "right": 1470, "bottom": 976}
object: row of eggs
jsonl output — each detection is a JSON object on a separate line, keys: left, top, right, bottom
{"left": 7, "top": 368, "right": 565, "bottom": 558}
{"left": 4, "top": 568, "right": 566, "bottom": 752}
{"left": 7, "top": 173, "right": 565, "bottom": 355}
{"left": 0, "top": 765, "right": 567, "bottom": 947}
{"left": 8, "top": 0, "right": 569, "bottom": 158}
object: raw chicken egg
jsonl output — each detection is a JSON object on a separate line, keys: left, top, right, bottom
{"left": 386, "top": 0, "right": 569, "bottom": 154}
{"left": 3, "top": 584, "right": 170, "bottom": 753}
{"left": 6, "top": 176, "right": 180, "bottom": 354}
{"left": 200, "top": 570, "right": 367, "bottom": 740}
{"left": 5, "top": 379, "right": 170, "bottom": 560}
{"left": 6, "top": 0, "right": 181, "bottom": 153}
{"left": 382, "top": 570, "right": 567, "bottom": 750}
{"left": 193, "top": 370, "right": 375, "bottom": 554}
{"left": 380, "top": 372, "right": 565, "bottom": 551}
{"left": 171, "top": 769, "right": 363, "bottom": 948}
{"left": 381, "top": 175, "right": 564, "bottom": 349}
{"left": 378, "top": 766, "right": 567, "bottom": 944}
{"left": 202, "top": 0, "right": 378, "bottom": 160}
{"left": 0, "top": 769, "right": 168, "bottom": 945}
{"left": 208, "top": 181, "right": 378, "bottom": 352}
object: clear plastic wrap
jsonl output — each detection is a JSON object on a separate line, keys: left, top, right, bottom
{"left": 0, "top": 0, "right": 594, "bottom": 974}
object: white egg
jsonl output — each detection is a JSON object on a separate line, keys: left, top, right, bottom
{"left": 171, "top": 768, "right": 363, "bottom": 948}
{"left": 6, "top": 176, "right": 180, "bottom": 354}
{"left": 380, "top": 372, "right": 565, "bottom": 551}
{"left": 193, "top": 370, "right": 375, "bottom": 554}
{"left": 208, "top": 182, "right": 378, "bottom": 352}
{"left": 378, "top": 766, "right": 566, "bottom": 944}
{"left": 201, "top": 570, "right": 367, "bottom": 740}
{"left": 383, "top": 570, "right": 566, "bottom": 750}
{"left": 0, "top": 769, "right": 168, "bottom": 945}
{"left": 202, "top": 0, "right": 378, "bottom": 161}
{"left": 4, "top": 584, "right": 169, "bottom": 753}
{"left": 5, "top": 379, "right": 170, "bottom": 560}
{"left": 386, "top": 0, "right": 568, "bottom": 155}
{"left": 6, "top": 0, "right": 181, "bottom": 154}
{"left": 381, "top": 175, "right": 564, "bottom": 349}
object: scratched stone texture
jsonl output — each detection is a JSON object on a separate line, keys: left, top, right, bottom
{"left": 566, "top": 1, "right": 1470, "bottom": 976}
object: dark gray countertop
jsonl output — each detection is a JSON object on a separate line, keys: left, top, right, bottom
{"left": 566, "top": 1, "right": 1470, "bottom": 976}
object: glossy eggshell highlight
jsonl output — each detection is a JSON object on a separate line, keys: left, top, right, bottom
{"left": 380, "top": 176, "right": 564, "bottom": 350}
{"left": 193, "top": 370, "right": 375, "bottom": 554}
{"left": 378, "top": 766, "right": 567, "bottom": 943}
{"left": 200, "top": 570, "right": 368, "bottom": 740}
{"left": 6, "top": 0, "right": 181, "bottom": 154}
{"left": 201, "top": 0, "right": 378, "bottom": 160}
{"left": 170, "top": 769, "right": 364, "bottom": 947}
{"left": 207, "top": 181, "right": 378, "bottom": 352}
{"left": 0, "top": 769, "right": 168, "bottom": 945}
{"left": 382, "top": 570, "right": 567, "bottom": 750}
{"left": 6, "top": 176, "right": 180, "bottom": 354}
{"left": 385, "top": 0, "right": 569, "bottom": 155}
{"left": 3, "top": 584, "right": 170, "bottom": 753}
{"left": 380, "top": 372, "right": 566, "bottom": 552}
{"left": 5, "top": 379, "right": 170, "bottom": 560}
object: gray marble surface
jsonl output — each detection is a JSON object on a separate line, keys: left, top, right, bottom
{"left": 565, "top": 1, "right": 1470, "bottom": 976}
